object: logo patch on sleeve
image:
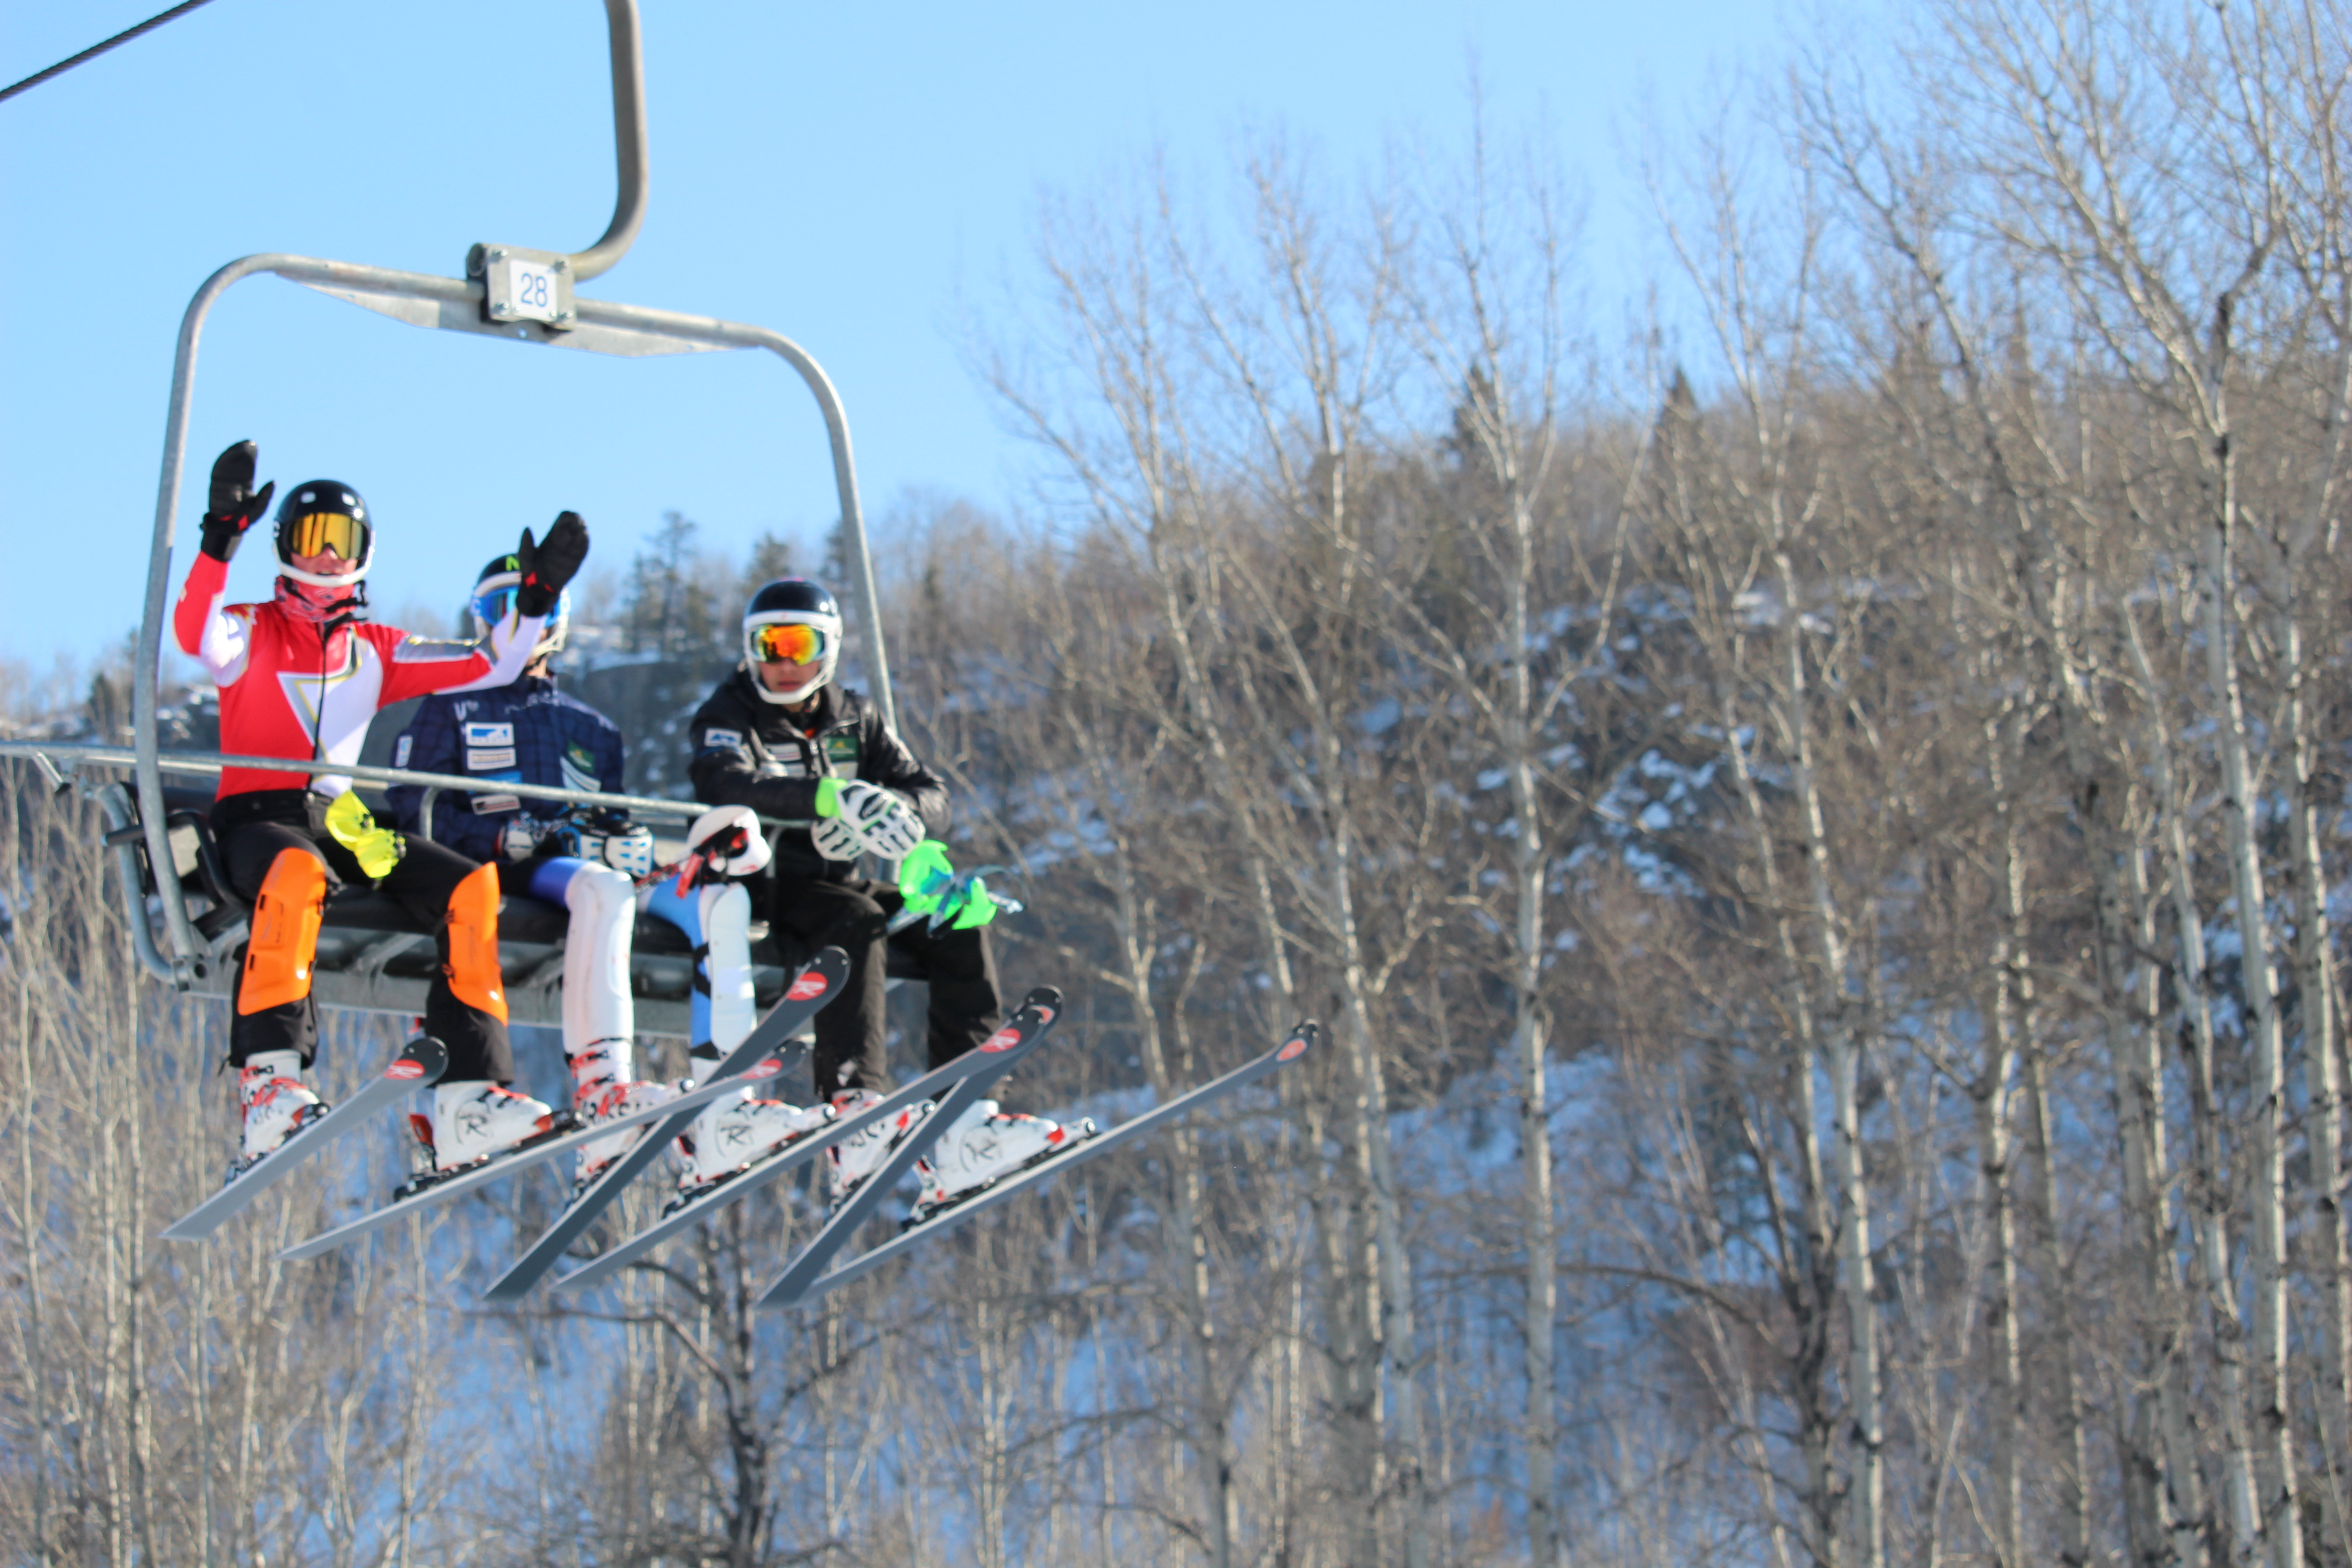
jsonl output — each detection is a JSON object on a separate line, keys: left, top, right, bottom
{"left": 701, "top": 728, "right": 743, "bottom": 750}
{"left": 393, "top": 735, "right": 412, "bottom": 767}
{"left": 560, "top": 744, "right": 599, "bottom": 794}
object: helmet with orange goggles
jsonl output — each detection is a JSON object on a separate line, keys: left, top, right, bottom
{"left": 750, "top": 621, "right": 829, "bottom": 665}
{"left": 742, "top": 577, "right": 843, "bottom": 704}
{"left": 273, "top": 481, "right": 373, "bottom": 588}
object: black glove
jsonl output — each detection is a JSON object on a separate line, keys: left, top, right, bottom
{"left": 199, "top": 441, "right": 275, "bottom": 563}
{"left": 514, "top": 511, "right": 588, "bottom": 616}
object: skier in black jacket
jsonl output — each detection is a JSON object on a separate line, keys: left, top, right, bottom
{"left": 687, "top": 578, "right": 1074, "bottom": 1210}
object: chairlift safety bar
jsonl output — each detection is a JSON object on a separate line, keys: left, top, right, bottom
{"left": 0, "top": 739, "right": 715, "bottom": 821}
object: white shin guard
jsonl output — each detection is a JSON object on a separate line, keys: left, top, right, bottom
{"left": 697, "top": 881, "right": 757, "bottom": 1070}
{"left": 562, "top": 863, "right": 638, "bottom": 1070}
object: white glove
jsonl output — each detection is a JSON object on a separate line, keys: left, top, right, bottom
{"left": 684, "top": 805, "right": 770, "bottom": 881}
{"left": 810, "top": 809, "right": 867, "bottom": 864}
{"left": 839, "top": 781, "right": 925, "bottom": 860}
{"left": 500, "top": 816, "right": 551, "bottom": 862}
{"left": 601, "top": 825, "right": 655, "bottom": 878}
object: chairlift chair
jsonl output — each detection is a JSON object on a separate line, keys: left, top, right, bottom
{"left": 0, "top": 0, "right": 907, "bottom": 1038}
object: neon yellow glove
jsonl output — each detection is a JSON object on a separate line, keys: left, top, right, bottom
{"left": 815, "top": 777, "right": 845, "bottom": 817}
{"left": 323, "top": 791, "right": 403, "bottom": 880}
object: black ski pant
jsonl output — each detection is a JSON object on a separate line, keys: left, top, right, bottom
{"left": 764, "top": 875, "right": 1001, "bottom": 1100}
{"left": 213, "top": 789, "right": 515, "bottom": 1082}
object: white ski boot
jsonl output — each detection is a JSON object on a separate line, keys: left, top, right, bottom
{"left": 676, "top": 1090, "right": 828, "bottom": 1196}
{"left": 235, "top": 1049, "right": 329, "bottom": 1176}
{"left": 426, "top": 1080, "right": 556, "bottom": 1171}
{"left": 568, "top": 1039, "right": 675, "bottom": 1198}
{"left": 907, "top": 1099, "right": 1092, "bottom": 1225}
{"left": 824, "top": 1088, "right": 931, "bottom": 1209}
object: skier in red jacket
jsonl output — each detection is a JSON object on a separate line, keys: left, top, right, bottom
{"left": 173, "top": 439, "right": 590, "bottom": 1181}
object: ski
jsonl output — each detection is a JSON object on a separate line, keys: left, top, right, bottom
{"left": 276, "top": 956, "right": 848, "bottom": 1264}
{"left": 552, "top": 986, "right": 1064, "bottom": 1297}
{"left": 751, "top": 990, "right": 1078, "bottom": 1308}
{"left": 162, "top": 1037, "right": 451, "bottom": 1242}
{"left": 769, "top": 1020, "right": 1317, "bottom": 1310}
{"left": 477, "top": 947, "right": 849, "bottom": 1302}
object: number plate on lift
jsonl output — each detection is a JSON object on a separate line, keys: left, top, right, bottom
{"left": 477, "top": 245, "right": 575, "bottom": 328}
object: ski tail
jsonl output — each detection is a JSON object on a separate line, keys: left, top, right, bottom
{"left": 751, "top": 987, "right": 1068, "bottom": 1309}
{"left": 776, "top": 1019, "right": 1317, "bottom": 1310}
{"left": 478, "top": 946, "right": 849, "bottom": 1301}
{"left": 161, "top": 1037, "right": 451, "bottom": 1243}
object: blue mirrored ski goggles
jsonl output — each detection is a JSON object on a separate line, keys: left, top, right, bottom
{"left": 473, "top": 582, "right": 569, "bottom": 627}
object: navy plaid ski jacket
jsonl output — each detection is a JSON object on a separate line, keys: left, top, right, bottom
{"left": 385, "top": 674, "right": 626, "bottom": 861}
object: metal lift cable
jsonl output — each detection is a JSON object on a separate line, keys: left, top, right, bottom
{"left": 0, "top": 0, "right": 219, "bottom": 107}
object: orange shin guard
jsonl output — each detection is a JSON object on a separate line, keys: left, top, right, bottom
{"left": 238, "top": 849, "right": 327, "bottom": 1015}
{"left": 442, "top": 862, "right": 508, "bottom": 1022}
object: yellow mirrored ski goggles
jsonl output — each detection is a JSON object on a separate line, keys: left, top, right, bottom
{"left": 284, "top": 510, "right": 367, "bottom": 560}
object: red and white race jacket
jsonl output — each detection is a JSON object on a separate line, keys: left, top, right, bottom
{"left": 174, "top": 552, "right": 545, "bottom": 800}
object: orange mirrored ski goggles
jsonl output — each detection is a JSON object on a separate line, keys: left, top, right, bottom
{"left": 284, "top": 510, "right": 368, "bottom": 560}
{"left": 751, "top": 622, "right": 829, "bottom": 665}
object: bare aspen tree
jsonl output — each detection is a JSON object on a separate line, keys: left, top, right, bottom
{"left": 1381, "top": 118, "right": 1651, "bottom": 1568}
{"left": 1978, "top": 701, "right": 2029, "bottom": 1568}
{"left": 2125, "top": 602, "right": 2264, "bottom": 1560}
{"left": 1645, "top": 97, "right": 1891, "bottom": 1563}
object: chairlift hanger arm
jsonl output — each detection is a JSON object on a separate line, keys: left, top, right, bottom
{"left": 568, "top": 0, "right": 648, "bottom": 283}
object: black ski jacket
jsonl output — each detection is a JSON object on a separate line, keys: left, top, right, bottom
{"left": 686, "top": 668, "right": 948, "bottom": 884}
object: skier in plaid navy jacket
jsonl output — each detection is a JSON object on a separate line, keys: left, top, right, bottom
{"left": 387, "top": 554, "right": 830, "bottom": 1199}
{"left": 387, "top": 673, "right": 625, "bottom": 861}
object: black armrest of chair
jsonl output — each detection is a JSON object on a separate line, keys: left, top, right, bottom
{"left": 167, "top": 809, "right": 243, "bottom": 914}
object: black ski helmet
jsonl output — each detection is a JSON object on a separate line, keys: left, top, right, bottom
{"left": 742, "top": 578, "right": 843, "bottom": 703}
{"left": 470, "top": 552, "right": 570, "bottom": 661}
{"left": 274, "top": 480, "right": 373, "bottom": 588}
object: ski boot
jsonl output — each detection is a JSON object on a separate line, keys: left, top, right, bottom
{"left": 570, "top": 1080, "right": 676, "bottom": 1198}
{"left": 823, "top": 1088, "right": 931, "bottom": 1210}
{"left": 567, "top": 1039, "right": 676, "bottom": 1199}
{"left": 423, "top": 1081, "right": 558, "bottom": 1172}
{"left": 230, "top": 1049, "right": 330, "bottom": 1181}
{"left": 674, "top": 1089, "right": 828, "bottom": 1199}
{"left": 906, "top": 1099, "right": 1093, "bottom": 1226}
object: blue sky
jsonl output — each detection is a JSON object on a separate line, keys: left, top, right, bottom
{"left": 1, "top": 0, "right": 1785, "bottom": 670}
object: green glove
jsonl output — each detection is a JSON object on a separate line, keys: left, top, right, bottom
{"left": 947, "top": 875, "right": 1000, "bottom": 929}
{"left": 897, "top": 839, "right": 956, "bottom": 913}
{"left": 897, "top": 840, "right": 1001, "bottom": 929}
{"left": 816, "top": 777, "right": 846, "bottom": 818}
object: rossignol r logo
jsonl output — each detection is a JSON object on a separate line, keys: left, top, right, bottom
{"left": 389, "top": 1059, "right": 427, "bottom": 1080}
{"left": 787, "top": 972, "right": 827, "bottom": 1001}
